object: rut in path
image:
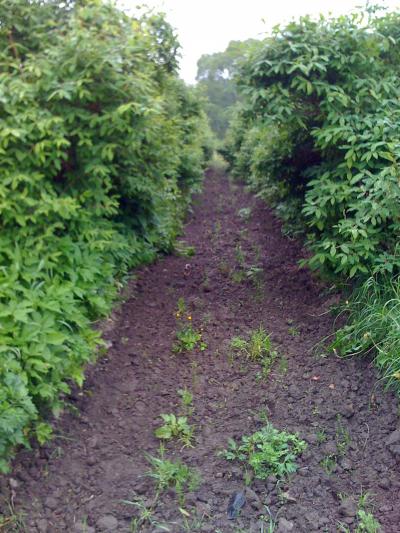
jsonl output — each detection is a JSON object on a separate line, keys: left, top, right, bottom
{"left": 3, "top": 171, "right": 400, "bottom": 533}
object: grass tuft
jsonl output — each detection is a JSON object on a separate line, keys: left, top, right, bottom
{"left": 332, "top": 275, "right": 400, "bottom": 394}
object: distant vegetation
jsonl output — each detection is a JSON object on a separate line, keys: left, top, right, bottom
{"left": 0, "top": 0, "right": 212, "bottom": 471}
{"left": 196, "top": 39, "right": 259, "bottom": 139}
{"left": 223, "top": 8, "right": 400, "bottom": 392}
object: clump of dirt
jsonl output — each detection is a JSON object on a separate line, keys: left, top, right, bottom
{"left": 1, "top": 171, "right": 399, "bottom": 532}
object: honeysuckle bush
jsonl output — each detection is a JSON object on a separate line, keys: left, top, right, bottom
{"left": 224, "top": 9, "right": 400, "bottom": 392}
{"left": 0, "top": 0, "right": 212, "bottom": 471}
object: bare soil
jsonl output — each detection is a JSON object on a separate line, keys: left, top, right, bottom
{"left": 1, "top": 171, "right": 399, "bottom": 532}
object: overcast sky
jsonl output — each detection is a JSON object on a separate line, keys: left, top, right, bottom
{"left": 120, "top": 0, "right": 400, "bottom": 83}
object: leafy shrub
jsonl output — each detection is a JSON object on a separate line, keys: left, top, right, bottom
{"left": 226, "top": 10, "right": 400, "bottom": 279}
{"left": 0, "top": 0, "right": 211, "bottom": 470}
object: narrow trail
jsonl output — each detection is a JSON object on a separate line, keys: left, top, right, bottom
{"left": 3, "top": 172, "right": 400, "bottom": 532}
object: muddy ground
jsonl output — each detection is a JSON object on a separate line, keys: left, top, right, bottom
{"left": 1, "top": 171, "right": 399, "bottom": 532}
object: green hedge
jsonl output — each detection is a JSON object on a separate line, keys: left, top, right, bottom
{"left": 0, "top": 0, "right": 211, "bottom": 471}
{"left": 226, "top": 10, "right": 400, "bottom": 279}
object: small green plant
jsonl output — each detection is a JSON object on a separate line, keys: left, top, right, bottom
{"left": 173, "top": 325, "right": 206, "bottom": 353}
{"left": 121, "top": 497, "right": 170, "bottom": 532}
{"left": 277, "top": 356, "right": 288, "bottom": 375}
{"left": 355, "top": 510, "right": 381, "bottom": 532}
{"left": 178, "top": 387, "right": 194, "bottom": 412}
{"left": 244, "top": 265, "right": 265, "bottom": 300}
{"left": 230, "top": 327, "right": 277, "bottom": 377}
{"left": 190, "top": 360, "right": 200, "bottom": 388}
{"left": 155, "top": 414, "right": 194, "bottom": 448}
{"left": 179, "top": 508, "right": 208, "bottom": 531}
{"left": 176, "top": 297, "right": 187, "bottom": 317}
{"left": 235, "top": 244, "right": 246, "bottom": 267}
{"left": 320, "top": 454, "right": 337, "bottom": 475}
{"left": 0, "top": 495, "right": 27, "bottom": 532}
{"left": 238, "top": 207, "right": 252, "bottom": 220}
{"left": 243, "top": 469, "right": 253, "bottom": 486}
{"left": 288, "top": 326, "right": 300, "bottom": 337}
{"left": 175, "top": 241, "right": 196, "bottom": 257}
{"left": 257, "top": 408, "right": 269, "bottom": 423}
{"left": 231, "top": 270, "right": 246, "bottom": 283}
{"left": 230, "top": 327, "right": 271, "bottom": 361}
{"left": 147, "top": 448, "right": 201, "bottom": 504}
{"left": 0, "top": 511, "right": 26, "bottom": 532}
{"left": 252, "top": 244, "right": 262, "bottom": 263}
{"left": 316, "top": 429, "right": 327, "bottom": 444}
{"left": 231, "top": 265, "right": 264, "bottom": 290}
{"left": 246, "top": 266, "right": 263, "bottom": 283}
{"left": 335, "top": 415, "right": 351, "bottom": 456}
{"left": 259, "top": 506, "right": 278, "bottom": 533}
{"left": 222, "top": 422, "right": 307, "bottom": 479}
{"left": 354, "top": 492, "right": 381, "bottom": 532}
{"left": 338, "top": 492, "right": 381, "bottom": 533}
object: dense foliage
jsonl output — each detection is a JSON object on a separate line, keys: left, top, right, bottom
{"left": 225, "top": 9, "right": 400, "bottom": 391}
{"left": 0, "top": 0, "right": 211, "bottom": 470}
{"left": 226, "top": 10, "right": 400, "bottom": 279}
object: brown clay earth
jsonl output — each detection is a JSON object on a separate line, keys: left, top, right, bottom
{"left": 1, "top": 171, "right": 400, "bottom": 533}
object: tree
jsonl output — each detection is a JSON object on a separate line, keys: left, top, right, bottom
{"left": 196, "top": 39, "right": 259, "bottom": 139}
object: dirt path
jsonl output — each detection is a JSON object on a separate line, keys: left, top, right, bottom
{"left": 2, "top": 172, "right": 400, "bottom": 532}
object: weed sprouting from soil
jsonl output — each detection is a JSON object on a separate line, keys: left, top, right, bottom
{"left": 335, "top": 415, "right": 351, "bottom": 456}
{"left": 321, "top": 454, "right": 337, "bottom": 475}
{"left": 175, "top": 241, "right": 196, "bottom": 257}
{"left": 146, "top": 447, "right": 201, "bottom": 504}
{"left": 173, "top": 301, "right": 207, "bottom": 353}
{"left": 238, "top": 207, "right": 252, "bottom": 221}
{"left": 277, "top": 356, "right": 288, "bottom": 375}
{"left": 316, "top": 428, "right": 327, "bottom": 444}
{"left": 235, "top": 244, "right": 246, "bottom": 267}
{"left": 155, "top": 414, "right": 194, "bottom": 448}
{"left": 179, "top": 508, "right": 208, "bottom": 531}
{"left": 230, "top": 327, "right": 277, "bottom": 378}
{"left": 178, "top": 387, "right": 194, "bottom": 414}
{"left": 338, "top": 491, "right": 381, "bottom": 532}
{"left": 0, "top": 507, "right": 26, "bottom": 532}
{"left": 173, "top": 325, "right": 206, "bottom": 353}
{"left": 288, "top": 326, "right": 300, "bottom": 337}
{"left": 176, "top": 297, "right": 187, "bottom": 316}
{"left": 221, "top": 422, "right": 307, "bottom": 479}
{"left": 122, "top": 497, "right": 170, "bottom": 532}
{"left": 230, "top": 327, "right": 271, "bottom": 361}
